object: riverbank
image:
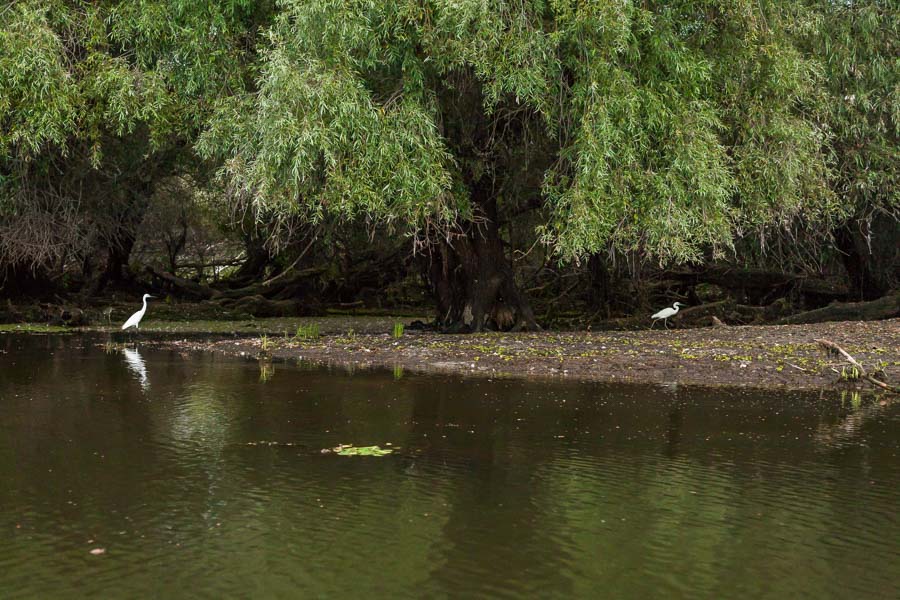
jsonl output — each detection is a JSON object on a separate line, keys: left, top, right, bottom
{"left": 125, "top": 317, "right": 900, "bottom": 392}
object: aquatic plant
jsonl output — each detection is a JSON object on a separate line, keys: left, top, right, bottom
{"left": 327, "top": 444, "right": 394, "bottom": 457}
{"left": 296, "top": 323, "right": 320, "bottom": 340}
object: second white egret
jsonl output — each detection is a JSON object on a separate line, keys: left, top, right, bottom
{"left": 651, "top": 302, "right": 686, "bottom": 329}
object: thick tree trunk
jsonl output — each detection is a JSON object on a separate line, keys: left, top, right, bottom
{"left": 835, "top": 215, "right": 899, "bottom": 301}
{"left": 427, "top": 195, "right": 539, "bottom": 332}
{"left": 588, "top": 254, "right": 611, "bottom": 317}
{"left": 106, "top": 234, "right": 136, "bottom": 284}
{"left": 229, "top": 235, "right": 270, "bottom": 287}
{"left": 82, "top": 233, "right": 137, "bottom": 297}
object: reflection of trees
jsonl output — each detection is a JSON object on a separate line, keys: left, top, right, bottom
{"left": 401, "top": 378, "right": 586, "bottom": 596}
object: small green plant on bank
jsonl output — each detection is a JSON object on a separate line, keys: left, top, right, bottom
{"left": 295, "top": 323, "right": 320, "bottom": 340}
{"left": 392, "top": 322, "right": 404, "bottom": 338}
{"left": 260, "top": 334, "right": 271, "bottom": 352}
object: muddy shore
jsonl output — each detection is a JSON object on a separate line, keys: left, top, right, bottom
{"left": 131, "top": 317, "right": 900, "bottom": 392}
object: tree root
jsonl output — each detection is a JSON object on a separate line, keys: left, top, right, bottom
{"left": 815, "top": 338, "right": 898, "bottom": 394}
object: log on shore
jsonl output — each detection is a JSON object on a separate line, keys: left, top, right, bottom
{"left": 665, "top": 267, "right": 851, "bottom": 302}
{"left": 211, "top": 267, "right": 325, "bottom": 301}
{"left": 778, "top": 293, "right": 900, "bottom": 325}
{"left": 146, "top": 266, "right": 215, "bottom": 300}
{"left": 675, "top": 300, "right": 765, "bottom": 326}
{"left": 218, "top": 294, "right": 308, "bottom": 318}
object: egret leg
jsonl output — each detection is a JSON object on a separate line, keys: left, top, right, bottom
{"left": 664, "top": 319, "right": 670, "bottom": 330}
{"left": 650, "top": 320, "right": 656, "bottom": 329}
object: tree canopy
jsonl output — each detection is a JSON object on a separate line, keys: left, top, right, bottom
{"left": 1, "top": 0, "right": 897, "bottom": 324}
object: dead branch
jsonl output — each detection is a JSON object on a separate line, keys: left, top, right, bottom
{"left": 814, "top": 338, "right": 898, "bottom": 393}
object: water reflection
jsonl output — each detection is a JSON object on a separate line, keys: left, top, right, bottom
{"left": 259, "top": 359, "right": 274, "bottom": 383}
{"left": 814, "top": 394, "right": 894, "bottom": 449}
{"left": 0, "top": 334, "right": 897, "bottom": 599}
{"left": 121, "top": 346, "right": 149, "bottom": 390}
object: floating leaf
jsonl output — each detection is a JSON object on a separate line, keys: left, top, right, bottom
{"left": 328, "top": 444, "right": 394, "bottom": 457}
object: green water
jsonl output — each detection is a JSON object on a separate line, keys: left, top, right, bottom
{"left": 1, "top": 334, "right": 897, "bottom": 599}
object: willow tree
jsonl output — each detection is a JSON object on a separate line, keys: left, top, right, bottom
{"left": 201, "top": 0, "right": 841, "bottom": 330}
{"left": 0, "top": 1, "right": 270, "bottom": 290}
{"left": 812, "top": 0, "right": 898, "bottom": 298}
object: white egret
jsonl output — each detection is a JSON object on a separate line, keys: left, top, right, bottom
{"left": 122, "top": 294, "right": 154, "bottom": 330}
{"left": 651, "top": 302, "right": 686, "bottom": 329}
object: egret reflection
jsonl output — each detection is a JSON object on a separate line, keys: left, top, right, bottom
{"left": 122, "top": 347, "right": 149, "bottom": 390}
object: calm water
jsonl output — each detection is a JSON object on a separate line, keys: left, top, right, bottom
{"left": 1, "top": 334, "right": 898, "bottom": 599}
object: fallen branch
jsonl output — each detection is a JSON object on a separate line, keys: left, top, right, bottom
{"left": 780, "top": 293, "right": 900, "bottom": 325}
{"left": 146, "top": 266, "right": 215, "bottom": 300}
{"left": 261, "top": 233, "right": 318, "bottom": 287}
{"left": 814, "top": 338, "right": 898, "bottom": 393}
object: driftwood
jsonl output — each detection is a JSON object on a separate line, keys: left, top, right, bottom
{"left": 675, "top": 299, "right": 765, "bottom": 326}
{"left": 666, "top": 267, "right": 850, "bottom": 301}
{"left": 778, "top": 293, "right": 900, "bottom": 325}
{"left": 211, "top": 267, "right": 325, "bottom": 301}
{"left": 146, "top": 266, "right": 215, "bottom": 300}
{"left": 815, "top": 338, "right": 898, "bottom": 393}
{"left": 219, "top": 294, "right": 307, "bottom": 317}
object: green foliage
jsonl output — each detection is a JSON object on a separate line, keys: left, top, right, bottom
{"left": 809, "top": 1, "right": 898, "bottom": 216}
{"left": 2, "top": 0, "right": 895, "bottom": 285}
{"left": 198, "top": 0, "right": 868, "bottom": 266}
{"left": 0, "top": 2, "right": 79, "bottom": 156}
{"left": 0, "top": 0, "right": 272, "bottom": 270}
{"left": 392, "top": 322, "right": 404, "bottom": 338}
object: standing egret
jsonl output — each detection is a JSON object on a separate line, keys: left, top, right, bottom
{"left": 122, "top": 294, "right": 154, "bottom": 330}
{"left": 651, "top": 302, "right": 686, "bottom": 329}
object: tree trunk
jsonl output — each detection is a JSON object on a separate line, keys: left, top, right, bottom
{"left": 106, "top": 233, "right": 136, "bottom": 284}
{"left": 427, "top": 194, "right": 539, "bottom": 332}
{"left": 82, "top": 232, "right": 137, "bottom": 297}
{"left": 229, "top": 234, "right": 270, "bottom": 287}
{"left": 835, "top": 215, "right": 900, "bottom": 301}
{"left": 588, "top": 254, "right": 611, "bottom": 317}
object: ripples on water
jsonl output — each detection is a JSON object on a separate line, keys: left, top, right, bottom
{"left": 0, "top": 335, "right": 898, "bottom": 599}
